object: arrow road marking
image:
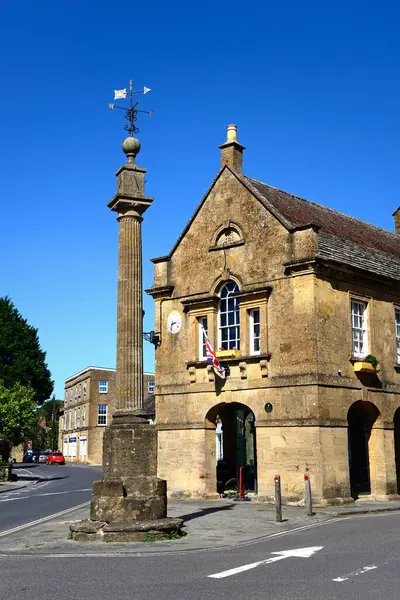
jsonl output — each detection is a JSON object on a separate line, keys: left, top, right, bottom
{"left": 332, "top": 564, "right": 378, "bottom": 582}
{"left": 208, "top": 546, "right": 324, "bottom": 579}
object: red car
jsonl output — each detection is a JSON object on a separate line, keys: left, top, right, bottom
{"left": 46, "top": 451, "right": 65, "bottom": 465}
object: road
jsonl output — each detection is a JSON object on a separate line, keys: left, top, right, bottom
{"left": 0, "top": 463, "right": 102, "bottom": 533}
{"left": 1, "top": 468, "right": 399, "bottom": 600}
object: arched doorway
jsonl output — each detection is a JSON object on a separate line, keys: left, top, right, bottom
{"left": 206, "top": 402, "right": 257, "bottom": 495}
{"left": 348, "top": 401, "right": 380, "bottom": 499}
{"left": 394, "top": 408, "right": 400, "bottom": 494}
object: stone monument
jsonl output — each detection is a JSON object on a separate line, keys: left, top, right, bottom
{"left": 70, "top": 84, "right": 182, "bottom": 542}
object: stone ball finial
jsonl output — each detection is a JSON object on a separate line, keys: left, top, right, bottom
{"left": 122, "top": 136, "right": 141, "bottom": 162}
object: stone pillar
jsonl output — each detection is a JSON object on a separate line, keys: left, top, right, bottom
{"left": 70, "top": 136, "right": 182, "bottom": 542}
{"left": 115, "top": 211, "right": 144, "bottom": 417}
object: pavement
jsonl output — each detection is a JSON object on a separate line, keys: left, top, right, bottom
{"left": 2, "top": 492, "right": 400, "bottom": 556}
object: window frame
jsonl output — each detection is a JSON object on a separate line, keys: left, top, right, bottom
{"left": 98, "top": 380, "right": 108, "bottom": 394}
{"left": 351, "top": 299, "right": 369, "bottom": 358}
{"left": 218, "top": 281, "right": 240, "bottom": 351}
{"left": 395, "top": 308, "right": 400, "bottom": 364}
{"left": 97, "top": 404, "right": 107, "bottom": 426}
{"left": 249, "top": 308, "right": 261, "bottom": 356}
{"left": 198, "top": 316, "right": 208, "bottom": 360}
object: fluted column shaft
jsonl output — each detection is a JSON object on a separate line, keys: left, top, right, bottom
{"left": 115, "top": 210, "right": 143, "bottom": 413}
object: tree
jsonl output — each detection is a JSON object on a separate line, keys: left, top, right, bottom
{"left": 0, "top": 297, "right": 53, "bottom": 405}
{"left": 34, "top": 395, "right": 64, "bottom": 450}
{"left": 0, "top": 382, "right": 38, "bottom": 461}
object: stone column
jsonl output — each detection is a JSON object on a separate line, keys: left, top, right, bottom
{"left": 115, "top": 211, "right": 144, "bottom": 417}
{"left": 70, "top": 136, "right": 182, "bottom": 542}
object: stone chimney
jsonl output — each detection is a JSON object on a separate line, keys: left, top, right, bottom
{"left": 219, "top": 124, "right": 246, "bottom": 172}
{"left": 393, "top": 207, "right": 400, "bottom": 234}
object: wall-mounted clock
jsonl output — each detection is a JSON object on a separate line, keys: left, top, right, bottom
{"left": 167, "top": 311, "right": 182, "bottom": 334}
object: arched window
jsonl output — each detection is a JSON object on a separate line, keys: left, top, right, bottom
{"left": 219, "top": 280, "right": 240, "bottom": 350}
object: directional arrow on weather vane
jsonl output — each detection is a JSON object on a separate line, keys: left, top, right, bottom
{"left": 208, "top": 546, "right": 324, "bottom": 579}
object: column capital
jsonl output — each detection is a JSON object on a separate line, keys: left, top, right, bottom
{"left": 108, "top": 194, "right": 153, "bottom": 217}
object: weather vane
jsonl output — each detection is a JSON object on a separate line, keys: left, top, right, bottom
{"left": 108, "top": 79, "right": 152, "bottom": 136}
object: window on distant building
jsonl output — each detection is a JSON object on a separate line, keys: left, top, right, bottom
{"left": 147, "top": 380, "right": 155, "bottom": 394}
{"left": 78, "top": 383, "right": 81, "bottom": 397}
{"left": 249, "top": 308, "right": 260, "bottom": 355}
{"left": 351, "top": 300, "right": 368, "bottom": 357}
{"left": 98, "top": 380, "right": 108, "bottom": 393}
{"left": 219, "top": 280, "right": 240, "bottom": 350}
{"left": 198, "top": 316, "right": 208, "bottom": 360}
{"left": 83, "top": 382, "right": 87, "bottom": 396}
{"left": 396, "top": 310, "right": 400, "bottom": 364}
{"left": 97, "top": 404, "right": 107, "bottom": 426}
{"left": 77, "top": 408, "right": 80, "bottom": 428}
{"left": 82, "top": 405, "right": 86, "bottom": 424}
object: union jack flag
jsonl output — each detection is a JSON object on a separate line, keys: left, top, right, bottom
{"left": 201, "top": 325, "right": 225, "bottom": 379}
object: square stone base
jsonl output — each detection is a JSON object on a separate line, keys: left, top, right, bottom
{"left": 69, "top": 518, "right": 184, "bottom": 542}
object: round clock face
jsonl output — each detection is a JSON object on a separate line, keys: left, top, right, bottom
{"left": 167, "top": 311, "right": 182, "bottom": 334}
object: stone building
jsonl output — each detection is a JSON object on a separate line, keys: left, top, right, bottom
{"left": 58, "top": 367, "right": 155, "bottom": 464}
{"left": 147, "top": 124, "right": 400, "bottom": 506}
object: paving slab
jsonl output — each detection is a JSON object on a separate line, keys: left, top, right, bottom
{"left": 1, "top": 496, "right": 399, "bottom": 556}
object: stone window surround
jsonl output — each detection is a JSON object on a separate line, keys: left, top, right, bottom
{"left": 349, "top": 293, "right": 372, "bottom": 360}
{"left": 183, "top": 286, "right": 271, "bottom": 364}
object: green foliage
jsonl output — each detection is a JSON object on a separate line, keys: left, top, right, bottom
{"left": 0, "top": 382, "right": 39, "bottom": 461}
{"left": 364, "top": 354, "right": 378, "bottom": 367}
{"left": 0, "top": 297, "right": 53, "bottom": 405}
{"left": 31, "top": 396, "right": 64, "bottom": 451}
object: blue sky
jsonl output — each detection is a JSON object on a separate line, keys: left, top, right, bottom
{"left": 1, "top": 1, "right": 400, "bottom": 399}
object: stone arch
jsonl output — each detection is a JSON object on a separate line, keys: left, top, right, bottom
{"left": 210, "top": 221, "right": 244, "bottom": 249}
{"left": 394, "top": 407, "right": 400, "bottom": 494}
{"left": 347, "top": 400, "right": 380, "bottom": 499}
{"left": 205, "top": 402, "right": 257, "bottom": 496}
{"left": 211, "top": 273, "right": 243, "bottom": 296}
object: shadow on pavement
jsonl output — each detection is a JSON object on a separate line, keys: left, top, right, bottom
{"left": 177, "top": 504, "right": 234, "bottom": 523}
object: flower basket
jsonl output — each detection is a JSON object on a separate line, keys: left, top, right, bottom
{"left": 354, "top": 355, "right": 381, "bottom": 374}
{"left": 216, "top": 349, "right": 240, "bottom": 359}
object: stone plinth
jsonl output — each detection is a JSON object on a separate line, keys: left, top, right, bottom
{"left": 70, "top": 517, "right": 184, "bottom": 543}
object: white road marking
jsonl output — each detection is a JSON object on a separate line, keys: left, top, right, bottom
{"left": 0, "top": 502, "right": 90, "bottom": 538}
{"left": 208, "top": 546, "right": 324, "bottom": 579}
{"left": 0, "top": 489, "right": 91, "bottom": 502}
{"left": 332, "top": 564, "right": 378, "bottom": 582}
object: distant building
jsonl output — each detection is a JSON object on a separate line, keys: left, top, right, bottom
{"left": 58, "top": 367, "right": 155, "bottom": 464}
